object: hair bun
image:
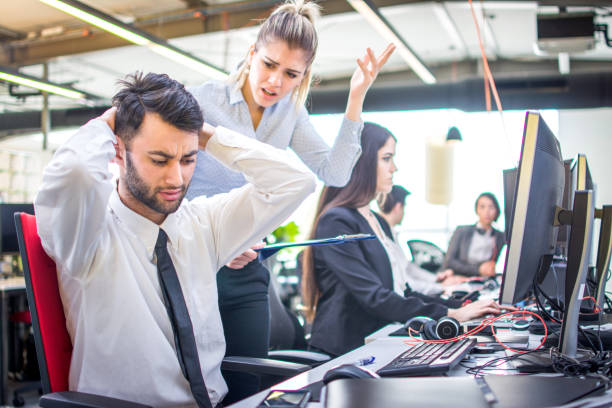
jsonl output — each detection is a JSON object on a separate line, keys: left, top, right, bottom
{"left": 274, "top": 0, "right": 321, "bottom": 24}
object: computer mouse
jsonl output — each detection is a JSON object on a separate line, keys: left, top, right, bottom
{"left": 512, "top": 319, "right": 530, "bottom": 331}
{"left": 322, "top": 364, "right": 378, "bottom": 384}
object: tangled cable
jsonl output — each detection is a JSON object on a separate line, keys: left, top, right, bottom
{"left": 404, "top": 310, "right": 548, "bottom": 353}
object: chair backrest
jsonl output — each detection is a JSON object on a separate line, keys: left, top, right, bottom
{"left": 14, "top": 212, "right": 72, "bottom": 394}
{"left": 406, "top": 239, "right": 446, "bottom": 273}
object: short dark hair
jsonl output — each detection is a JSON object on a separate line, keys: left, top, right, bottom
{"left": 112, "top": 72, "right": 203, "bottom": 146}
{"left": 475, "top": 192, "right": 501, "bottom": 221}
{"left": 379, "top": 185, "right": 410, "bottom": 214}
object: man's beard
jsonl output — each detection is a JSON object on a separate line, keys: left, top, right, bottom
{"left": 125, "top": 153, "right": 187, "bottom": 215}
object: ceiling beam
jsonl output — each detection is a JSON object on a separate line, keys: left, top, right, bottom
{"left": 0, "top": 0, "right": 411, "bottom": 67}
{"left": 6, "top": 0, "right": 611, "bottom": 66}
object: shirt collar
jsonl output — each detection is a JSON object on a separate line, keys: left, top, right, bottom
{"left": 108, "top": 189, "right": 182, "bottom": 259}
{"left": 475, "top": 222, "right": 492, "bottom": 236}
{"left": 229, "top": 82, "right": 245, "bottom": 105}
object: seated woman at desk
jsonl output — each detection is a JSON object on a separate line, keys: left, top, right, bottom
{"left": 301, "top": 123, "right": 505, "bottom": 357}
{"left": 376, "top": 185, "right": 466, "bottom": 296}
{"left": 440, "top": 193, "right": 506, "bottom": 279}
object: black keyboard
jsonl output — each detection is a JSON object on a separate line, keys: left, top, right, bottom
{"left": 377, "top": 338, "right": 476, "bottom": 377}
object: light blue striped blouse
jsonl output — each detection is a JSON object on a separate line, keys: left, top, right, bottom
{"left": 186, "top": 80, "right": 363, "bottom": 199}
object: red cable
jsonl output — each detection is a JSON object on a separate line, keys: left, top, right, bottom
{"left": 581, "top": 296, "right": 601, "bottom": 314}
{"left": 468, "top": 0, "right": 503, "bottom": 113}
{"left": 404, "top": 310, "right": 548, "bottom": 354}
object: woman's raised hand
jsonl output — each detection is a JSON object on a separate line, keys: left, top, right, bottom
{"left": 349, "top": 43, "right": 395, "bottom": 100}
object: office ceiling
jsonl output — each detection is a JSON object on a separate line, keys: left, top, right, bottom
{"left": 1, "top": 0, "right": 612, "bottom": 133}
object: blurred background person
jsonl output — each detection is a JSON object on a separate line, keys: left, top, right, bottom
{"left": 377, "top": 185, "right": 465, "bottom": 295}
{"left": 440, "top": 192, "right": 506, "bottom": 279}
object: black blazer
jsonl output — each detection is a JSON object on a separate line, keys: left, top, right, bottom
{"left": 442, "top": 225, "right": 506, "bottom": 277}
{"left": 308, "top": 207, "right": 451, "bottom": 357}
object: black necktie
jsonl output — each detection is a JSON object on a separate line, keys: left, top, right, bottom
{"left": 475, "top": 227, "right": 487, "bottom": 235}
{"left": 155, "top": 229, "right": 213, "bottom": 408}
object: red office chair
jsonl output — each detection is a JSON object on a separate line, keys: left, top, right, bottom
{"left": 15, "top": 212, "right": 152, "bottom": 407}
{"left": 14, "top": 212, "right": 308, "bottom": 407}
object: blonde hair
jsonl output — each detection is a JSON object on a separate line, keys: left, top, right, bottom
{"left": 230, "top": 0, "right": 320, "bottom": 107}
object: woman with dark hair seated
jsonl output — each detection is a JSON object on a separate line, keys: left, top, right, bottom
{"left": 301, "top": 123, "right": 505, "bottom": 357}
{"left": 440, "top": 193, "right": 506, "bottom": 279}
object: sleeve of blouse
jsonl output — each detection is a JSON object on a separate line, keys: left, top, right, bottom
{"left": 289, "top": 107, "right": 362, "bottom": 187}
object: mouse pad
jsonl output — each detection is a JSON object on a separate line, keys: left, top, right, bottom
{"left": 324, "top": 375, "right": 606, "bottom": 408}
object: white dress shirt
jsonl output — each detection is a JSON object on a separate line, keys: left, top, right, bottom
{"left": 379, "top": 228, "right": 443, "bottom": 296}
{"left": 34, "top": 118, "right": 315, "bottom": 407}
{"left": 467, "top": 223, "right": 496, "bottom": 265}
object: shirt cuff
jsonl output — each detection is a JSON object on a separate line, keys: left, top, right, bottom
{"left": 339, "top": 116, "right": 364, "bottom": 145}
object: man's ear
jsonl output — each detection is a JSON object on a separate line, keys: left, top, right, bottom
{"left": 113, "top": 136, "right": 126, "bottom": 168}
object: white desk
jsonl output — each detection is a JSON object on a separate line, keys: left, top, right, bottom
{"left": 230, "top": 337, "right": 411, "bottom": 408}
{"left": 230, "top": 321, "right": 595, "bottom": 408}
{"left": 229, "top": 327, "right": 518, "bottom": 408}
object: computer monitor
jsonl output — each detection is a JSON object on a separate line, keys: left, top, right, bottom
{"left": 502, "top": 168, "right": 517, "bottom": 243}
{"left": 572, "top": 154, "right": 594, "bottom": 192}
{"left": 555, "top": 159, "right": 575, "bottom": 258}
{"left": 0, "top": 203, "right": 34, "bottom": 254}
{"left": 499, "top": 112, "right": 565, "bottom": 306}
{"left": 594, "top": 206, "right": 612, "bottom": 308}
{"left": 503, "top": 159, "right": 573, "bottom": 257}
{"left": 537, "top": 156, "right": 591, "bottom": 305}
{"left": 499, "top": 112, "right": 595, "bottom": 358}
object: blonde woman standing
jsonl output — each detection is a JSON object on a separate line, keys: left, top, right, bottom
{"left": 186, "top": 1, "right": 393, "bottom": 400}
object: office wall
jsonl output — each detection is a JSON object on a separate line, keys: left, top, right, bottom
{"left": 558, "top": 108, "right": 612, "bottom": 209}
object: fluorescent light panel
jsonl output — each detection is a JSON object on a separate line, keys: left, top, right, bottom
{"left": 432, "top": 3, "right": 468, "bottom": 57}
{"left": 347, "top": 0, "right": 436, "bottom": 84}
{"left": 39, "top": 0, "right": 228, "bottom": 81}
{"left": 0, "top": 68, "right": 86, "bottom": 99}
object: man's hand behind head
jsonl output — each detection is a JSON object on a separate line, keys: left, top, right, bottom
{"left": 100, "top": 107, "right": 117, "bottom": 132}
{"left": 199, "top": 123, "right": 215, "bottom": 151}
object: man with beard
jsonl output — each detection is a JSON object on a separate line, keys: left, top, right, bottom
{"left": 34, "top": 72, "right": 315, "bottom": 407}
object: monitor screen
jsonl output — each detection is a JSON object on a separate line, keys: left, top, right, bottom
{"left": 0, "top": 203, "right": 34, "bottom": 254}
{"left": 499, "top": 112, "right": 565, "bottom": 305}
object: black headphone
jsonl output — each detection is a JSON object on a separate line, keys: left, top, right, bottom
{"left": 404, "top": 316, "right": 462, "bottom": 340}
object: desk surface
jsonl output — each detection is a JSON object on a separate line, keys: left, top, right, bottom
{"left": 230, "top": 325, "right": 520, "bottom": 408}
{"left": 232, "top": 319, "right": 612, "bottom": 408}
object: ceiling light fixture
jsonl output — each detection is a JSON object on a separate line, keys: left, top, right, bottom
{"left": 0, "top": 65, "right": 88, "bottom": 99}
{"left": 347, "top": 0, "right": 436, "bottom": 84}
{"left": 39, "top": 0, "right": 228, "bottom": 81}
